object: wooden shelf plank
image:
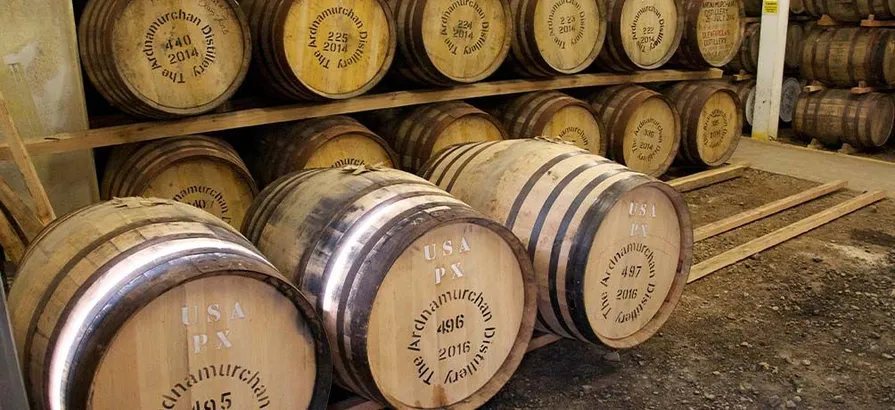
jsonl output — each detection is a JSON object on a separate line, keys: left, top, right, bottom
{"left": 0, "top": 69, "right": 721, "bottom": 160}
{"left": 667, "top": 163, "right": 750, "bottom": 192}
{"left": 687, "top": 190, "right": 886, "bottom": 283}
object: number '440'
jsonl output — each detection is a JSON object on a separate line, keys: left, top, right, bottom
{"left": 192, "top": 392, "right": 231, "bottom": 410}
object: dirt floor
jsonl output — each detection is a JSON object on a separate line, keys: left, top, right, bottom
{"left": 484, "top": 169, "right": 895, "bottom": 410}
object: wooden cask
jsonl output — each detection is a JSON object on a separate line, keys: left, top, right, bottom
{"left": 712, "top": 79, "right": 755, "bottom": 126}
{"left": 421, "top": 139, "right": 693, "bottom": 347}
{"left": 784, "top": 23, "right": 804, "bottom": 70}
{"left": 589, "top": 84, "right": 682, "bottom": 177}
{"left": 672, "top": 0, "right": 744, "bottom": 68}
{"left": 240, "top": 0, "right": 396, "bottom": 100}
{"left": 494, "top": 91, "right": 608, "bottom": 155}
{"left": 793, "top": 90, "right": 894, "bottom": 149}
{"left": 791, "top": 0, "right": 806, "bottom": 14}
{"left": 8, "top": 198, "right": 331, "bottom": 410}
{"left": 800, "top": 27, "right": 895, "bottom": 88}
{"left": 725, "top": 22, "right": 759, "bottom": 74}
{"left": 803, "top": 0, "right": 895, "bottom": 21}
{"left": 390, "top": 0, "right": 514, "bottom": 85}
{"left": 370, "top": 102, "right": 508, "bottom": 172}
{"left": 243, "top": 167, "right": 537, "bottom": 409}
{"left": 596, "top": 0, "right": 685, "bottom": 70}
{"left": 79, "top": 0, "right": 251, "bottom": 119}
{"left": 779, "top": 77, "right": 803, "bottom": 123}
{"left": 663, "top": 82, "right": 742, "bottom": 167}
{"left": 101, "top": 135, "right": 258, "bottom": 229}
{"left": 507, "top": 0, "right": 608, "bottom": 76}
{"left": 243, "top": 116, "right": 400, "bottom": 187}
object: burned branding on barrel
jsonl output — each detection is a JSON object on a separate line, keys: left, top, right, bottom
{"left": 141, "top": 9, "right": 219, "bottom": 84}
{"left": 440, "top": 0, "right": 492, "bottom": 56}
{"left": 307, "top": 7, "right": 369, "bottom": 69}
{"left": 171, "top": 185, "right": 231, "bottom": 223}
{"left": 547, "top": 0, "right": 588, "bottom": 50}
{"left": 558, "top": 125, "right": 592, "bottom": 149}
{"left": 697, "top": 0, "right": 738, "bottom": 62}
{"left": 701, "top": 108, "right": 730, "bottom": 148}
{"left": 631, "top": 118, "right": 665, "bottom": 162}
{"left": 630, "top": 6, "right": 666, "bottom": 53}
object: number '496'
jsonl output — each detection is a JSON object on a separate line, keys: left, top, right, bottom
{"left": 192, "top": 392, "right": 232, "bottom": 410}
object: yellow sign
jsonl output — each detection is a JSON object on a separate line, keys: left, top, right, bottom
{"left": 764, "top": 0, "right": 778, "bottom": 13}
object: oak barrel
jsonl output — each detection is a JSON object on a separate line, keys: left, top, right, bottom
{"left": 589, "top": 84, "right": 682, "bottom": 177}
{"left": 791, "top": 0, "right": 806, "bottom": 14}
{"left": 242, "top": 167, "right": 537, "bottom": 409}
{"left": 369, "top": 102, "right": 507, "bottom": 172}
{"left": 803, "top": 0, "right": 895, "bottom": 21}
{"left": 779, "top": 77, "right": 802, "bottom": 123}
{"left": 742, "top": 0, "right": 761, "bottom": 16}
{"left": 713, "top": 79, "right": 755, "bottom": 126}
{"left": 793, "top": 90, "right": 894, "bottom": 149}
{"left": 79, "top": 0, "right": 251, "bottom": 119}
{"left": 420, "top": 139, "right": 693, "bottom": 347}
{"left": 240, "top": 0, "right": 396, "bottom": 100}
{"left": 241, "top": 116, "right": 399, "bottom": 187}
{"left": 493, "top": 91, "right": 608, "bottom": 155}
{"left": 800, "top": 27, "right": 895, "bottom": 88}
{"left": 663, "top": 82, "right": 742, "bottom": 167}
{"left": 672, "top": 0, "right": 744, "bottom": 68}
{"left": 725, "top": 22, "right": 759, "bottom": 74}
{"left": 596, "top": 0, "right": 685, "bottom": 70}
{"left": 784, "top": 23, "right": 804, "bottom": 70}
{"left": 506, "top": 0, "right": 608, "bottom": 76}
{"left": 101, "top": 135, "right": 258, "bottom": 229}
{"left": 8, "top": 198, "right": 331, "bottom": 410}
{"left": 390, "top": 0, "right": 514, "bottom": 85}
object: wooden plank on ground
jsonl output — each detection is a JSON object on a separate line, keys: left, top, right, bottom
{"left": 668, "top": 163, "right": 749, "bottom": 192}
{"left": 688, "top": 190, "right": 886, "bottom": 283}
{"left": 0, "top": 93, "right": 54, "bottom": 223}
{"left": 526, "top": 333, "right": 563, "bottom": 352}
{"left": 0, "top": 69, "right": 723, "bottom": 159}
{"left": 694, "top": 180, "right": 847, "bottom": 241}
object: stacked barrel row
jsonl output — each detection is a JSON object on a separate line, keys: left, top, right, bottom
{"left": 78, "top": 0, "right": 746, "bottom": 119}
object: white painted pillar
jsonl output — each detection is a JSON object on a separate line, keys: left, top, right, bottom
{"left": 751, "top": 0, "right": 791, "bottom": 141}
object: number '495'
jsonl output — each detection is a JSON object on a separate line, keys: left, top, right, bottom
{"left": 192, "top": 392, "right": 232, "bottom": 410}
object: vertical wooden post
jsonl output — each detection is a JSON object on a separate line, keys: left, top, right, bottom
{"left": 751, "top": 0, "right": 791, "bottom": 141}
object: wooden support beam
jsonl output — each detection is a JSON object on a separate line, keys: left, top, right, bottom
{"left": 751, "top": 0, "right": 791, "bottom": 141}
{"left": 0, "top": 93, "right": 54, "bottom": 224}
{"left": 526, "top": 333, "right": 564, "bottom": 353}
{"left": 694, "top": 180, "right": 847, "bottom": 241}
{"left": 0, "top": 209, "right": 25, "bottom": 263}
{"left": 688, "top": 190, "right": 886, "bottom": 283}
{"left": 667, "top": 163, "right": 750, "bottom": 192}
{"left": 0, "top": 178, "right": 43, "bottom": 241}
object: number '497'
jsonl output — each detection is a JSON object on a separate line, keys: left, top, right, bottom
{"left": 192, "top": 392, "right": 232, "bottom": 410}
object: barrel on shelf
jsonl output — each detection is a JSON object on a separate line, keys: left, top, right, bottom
{"left": 662, "top": 82, "right": 742, "bottom": 167}
{"left": 779, "top": 77, "right": 803, "bottom": 123}
{"left": 596, "top": 0, "right": 685, "bottom": 71}
{"left": 793, "top": 90, "right": 894, "bottom": 149}
{"left": 742, "top": 0, "right": 761, "bottom": 16}
{"left": 420, "top": 139, "right": 693, "bottom": 348}
{"left": 791, "top": 0, "right": 806, "bottom": 14}
{"left": 101, "top": 135, "right": 258, "bottom": 228}
{"left": 79, "top": 0, "right": 251, "bottom": 118}
{"left": 242, "top": 116, "right": 399, "bottom": 186}
{"left": 8, "top": 198, "right": 331, "bottom": 410}
{"left": 506, "top": 0, "right": 607, "bottom": 76}
{"left": 725, "top": 22, "right": 759, "bottom": 74}
{"left": 800, "top": 27, "right": 895, "bottom": 88}
{"left": 369, "top": 102, "right": 507, "bottom": 172}
{"left": 784, "top": 23, "right": 804, "bottom": 70}
{"left": 390, "top": 0, "right": 514, "bottom": 85}
{"left": 672, "top": 0, "right": 744, "bottom": 68}
{"left": 713, "top": 79, "right": 755, "bottom": 126}
{"left": 492, "top": 91, "right": 608, "bottom": 155}
{"left": 240, "top": 0, "right": 396, "bottom": 100}
{"left": 243, "top": 167, "right": 537, "bottom": 409}
{"left": 588, "top": 84, "right": 681, "bottom": 177}
{"left": 803, "top": 0, "right": 895, "bottom": 21}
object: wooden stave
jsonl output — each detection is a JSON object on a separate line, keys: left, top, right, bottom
{"left": 588, "top": 84, "right": 682, "bottom": 177}
{"left": 493, "top": 91, "right": 609, "bottom": 156}
{"left": 725, "top": 22, "right": 759, "bottom": 74}
{"left": 79, "top": 0, "right": 252, "bottom": 119}
{"left": 800, "top": 27, "right": 895, "bottom": 88}
{"left": 419, "top": 139, "right": 693, "bottom": 348}
{"left": 596, "top": 0, "right": 686, "bottom": 71}
{"left": 241, "top": 168, "right": 538, "bottom": 409}
{"left": 785, "top": 23, "right": 804, "bottom": 70}
{"left": 793, "top": 90, "right": 895, "bottom": 149}
{"left": 8, "top": 197, "right": 332, "bottom": 410}
{"left": 663, "top": 82, "right": 742, "bottom": 167}
{"left": 672, "top": 0, "right": 745, "bottom": 69}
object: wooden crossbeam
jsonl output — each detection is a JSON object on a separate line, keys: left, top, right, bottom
{"left": 688, "top": 190, "right": 886, "bottom": 283}
{"left": 668, "top": 163, "right": 749, "bottom": 193}
{"left": 0, "top": 92, "right": 55, "bottom": 224}
{"left": 694, "top": 180, "right": 847, "bottom": 242}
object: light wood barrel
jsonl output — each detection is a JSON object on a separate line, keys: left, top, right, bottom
{"left": 672, "top": 0, "right": 744, "bottom": 68}
{"left": 589, "top": 84, "right": 682, "bottom": 177}
{"left": 596, "top": 0, "right": 685, "bottom": 70}
{"left": 803, "top": 0, "right": 895, "bottom": 21}
{"left": 494, "top": 91, "right": 608, "bottom": 155}
{"left": 784, "top": 23, "right": 804, "bottom": 70}
{"left": 800, "top": 27, "right": 895, "bottom": 88}
{"left": 663, "top": 82, "right": 742, "bottom": 167}
{"left": 730, "top": 80, "right": 755, "bottom": 126}
{"left": 79, "top": 0, "right": 251, "bottom": 119}
{"left": 8, "top": 198, "right": 331, "bottom": 410}
{"left": 725, "top": 22, "right": 759, "bottom": 74}
{"left": 240, "top": 0, "right": 396, "bottom": 100}
{"left": 370, "top": 102, "right": 507, "bottom": 172}
{"left": 101, "top": 135, "right": 258, "bottom": 229}
{"left": 793, "top": 90, "right": 894, "bottom": 149}
{"left": 242, "top": 167, "right": 537, "bottom": 409}
{"left": 390, "top": 0, "right": 514, "bottom": 85}
{"left": 507, "top": 0, "right": 608, "bottom": 76}
{"left": 243, "top": 116, "right": 400, "bottom": 186}
{"left": 779, "top": 77, "right": 803, "bottom": 123}
{"left": 420, "top": 139, "right": 693, "bottom": 348}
